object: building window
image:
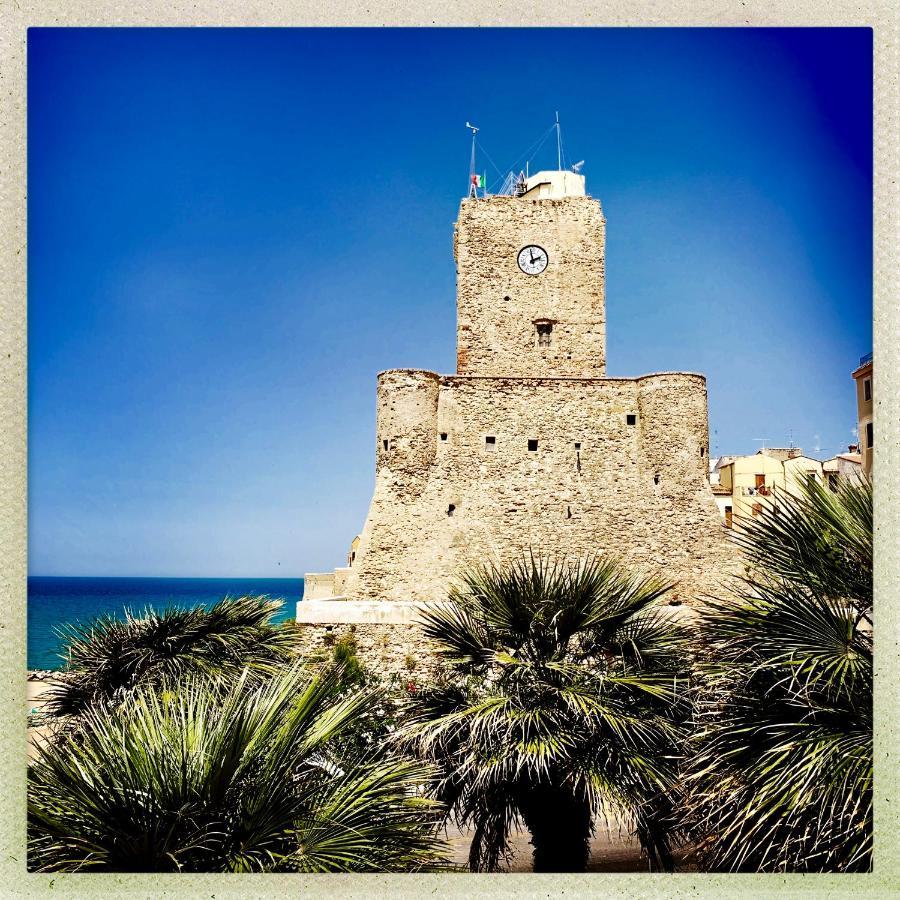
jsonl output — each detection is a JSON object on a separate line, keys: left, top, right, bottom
{"left": 864, "top": 378, "right": 871, "bottom": 401}
{"left": 447, "top": 504, "right": 456, "bottom": 516}
{"left": 574, "top": 442, "right": 581, "bottom": 450}
{"left": 725, "top": 506, "right": 733, "bottom": 528}
{"left": 536, "top": 322, "right": 553, "bottom": 347}
{"left": 485, "top": 435, "right": 496, "bottom": 449}
{"left": 866, "top": 422, "right": 873, "bottom": 448}
{"left": 440, "top": 432, "right": 448, "bottom": 442}
{"left": 528, "top": 439, "right": 538, "bottom": 451}
{"left": 700, "top": 446, "right": 705, "bottom": 458}
{"left": 627, "top": 414, "right": 636, "bottom": 426}
{"left": 382, "top": 439, "right": 389, "bottom": 451}
{"left": 653, "top": 473, "right": 660, "bottom": 485}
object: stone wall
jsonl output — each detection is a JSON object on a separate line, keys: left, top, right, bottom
{"left": 293, "top": 622, "right": 448, "bottom": 685}
{"left": 454, "top": 196, "right": 606, "bottom": 378}
{"left": 339, "top": 370, "right": 738, "bottom": 606}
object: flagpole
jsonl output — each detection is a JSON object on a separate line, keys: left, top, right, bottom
{"left": 466, "top": 122, "right": 479, "bottom": 197}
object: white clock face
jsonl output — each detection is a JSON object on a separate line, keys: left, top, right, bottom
{"left": 517, "top": 245, "right": 549, "bottom": 275}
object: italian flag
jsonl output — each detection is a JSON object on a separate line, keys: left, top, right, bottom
{"left": 471, "top": 173, "right": 485, "bottom": 187}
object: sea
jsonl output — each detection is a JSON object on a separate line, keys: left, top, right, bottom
{"left": 27, "top": 576, "right": 303, "bottom": 671}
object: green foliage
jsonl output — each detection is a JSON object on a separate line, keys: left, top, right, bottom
{"left": 401, "top": 553, "right": 693, "bottom": 872}
{"left": 28, "top": 665, "right": 447, "bottom": 873}
{"left": 686, "top": 476, "right": 872, "bottom": 872}
{"left": 332, "top": 633, "right": 366, "bottom": 687}
{"left": 45, "top": 596, "right": 300, "bottom": 718}
{"left": 404, "top": 653, "right": 418, "bottom": 672}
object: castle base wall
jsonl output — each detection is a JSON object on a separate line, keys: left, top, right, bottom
{"left": 307, "top": 370, "right": 739, "bottom": 612}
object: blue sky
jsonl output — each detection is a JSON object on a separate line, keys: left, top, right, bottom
{"left": 28, "top": 27, "right": 872, "bottom": 576}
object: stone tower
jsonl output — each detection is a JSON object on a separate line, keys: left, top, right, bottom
{"left": 455, "top": 174, "right": 605, "bottom": 377}
{"left": 300, "top": 170, "right": 734, "bottom": 636}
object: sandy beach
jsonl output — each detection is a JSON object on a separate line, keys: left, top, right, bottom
{"left": 27, "top": 672, "right": 61, "bottom": 762}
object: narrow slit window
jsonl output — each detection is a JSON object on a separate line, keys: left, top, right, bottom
{"left": 528, "top": 439, "right": 538, "bottom": 452}
{"left": 536, "top": 322, "right": 553, "bottom": 347}
{"left": 447, "top": 504, "right": 456, "bottom": 517}
{"left": 627, "top": 414, "right": 637, "bottom": 426}
{"left": 700, "top": 446, "right": 705, "bottom": 458}
{"left": 864, "top": 378, "right": 871, "bottom": 401}
{"left": 382, "top": 439, "right": 389, "bottom": 451}
{"left": 653, "top": 473, "right": 660, "bottom": 485}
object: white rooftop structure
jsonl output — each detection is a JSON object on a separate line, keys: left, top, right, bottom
{"left": 522, "top": 170, "right": 586, "bottom": 200}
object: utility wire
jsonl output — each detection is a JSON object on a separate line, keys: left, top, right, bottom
{"left": 472, "top": 120, "right": 570, "bottom": 195}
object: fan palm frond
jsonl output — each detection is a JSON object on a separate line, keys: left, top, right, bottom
{"left": 28, "top": 665, "right": 447, "bottom": 873}
{"left": 45, "top": 595, "right": 301, "bottom": 717}
{"left": 403, "top": 552, "right": 692, "bottom": 872}
{"left": 686, "top": 476, "right": 872, "bottom": 872}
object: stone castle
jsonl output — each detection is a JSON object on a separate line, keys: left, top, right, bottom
{"left": 299, "top": 170, "right": 733, "bottom": 652}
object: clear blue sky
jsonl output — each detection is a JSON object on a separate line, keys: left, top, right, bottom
{"left": 28, "top": 27, "right": 872, "bottom": 577}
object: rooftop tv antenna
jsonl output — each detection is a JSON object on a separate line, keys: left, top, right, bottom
{"left": 571, "top": 160, "right": 584, "bottom": 173}
{"left": 754, "top": 438, "right": 769, "bottom": 453}
{"left": 555, "top": 111, "right": 562, "bottom": 170}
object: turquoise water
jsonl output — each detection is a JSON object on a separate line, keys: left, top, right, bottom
{"left": 27, "top": 576, "right": 303, "bottom": 671}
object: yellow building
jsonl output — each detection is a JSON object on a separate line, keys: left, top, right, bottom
{"left": 851, "top": 353, "right": 873, "bottom": 476}
{"left": 716, "top": 449, "right": 824, "bottom": 529}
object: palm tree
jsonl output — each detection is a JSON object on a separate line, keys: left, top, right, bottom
{"left": 45, "top": 595, "right": 301, "bottom": 717}
{"left": 28, "top": 665, "right": 447, "bottom": 872}
{"left": 685, "top": 476, "right": 872, "bottom": 872}
{"left": 401, "top": 554, "right": 693, "bottom": 872}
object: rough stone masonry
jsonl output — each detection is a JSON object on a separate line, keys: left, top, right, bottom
{"left": 299, "top": 173, "right": 736, "bottom": 679}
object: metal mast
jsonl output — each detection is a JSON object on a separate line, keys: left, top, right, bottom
{"left": 555, "top": 111, "right": 561, "bottom": 170}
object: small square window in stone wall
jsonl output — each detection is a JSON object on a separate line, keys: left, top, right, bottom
{"left": 447, "top": 504, "right": 456, "bottom": 516}
{"left": 627, "top": 414, "right": 637, "bottom": 425}
{"left": 485, "top": 435, "right": 496, "bottom": 449}
{"left": 440, "top": 432, "right": 448, "bottom": 441}
{"left": 528, "top": 439, "right": 538, "bottom": 451}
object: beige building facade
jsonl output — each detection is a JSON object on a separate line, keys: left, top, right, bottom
{"left": 851, "top": 354, "right": 873, "bottom": 476}
{"left": 715, "top": 448, "right": 831, "bottom": 529}
{"left": 301, "top": 172, "right": 736, "bottom": 651}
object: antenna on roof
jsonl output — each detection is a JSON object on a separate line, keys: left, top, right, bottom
{"left": 555, "top": 111, "right": 562, "bottom": 170}
{"left": 754, "top": 438, "right": 769, "bottom": 453}
{"left": 571, "top": 160, "right": 584, "bottom": 173}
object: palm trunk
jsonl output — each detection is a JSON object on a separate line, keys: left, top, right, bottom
{"left": 517, "top": 784, "right": 592, "bottom": 872}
